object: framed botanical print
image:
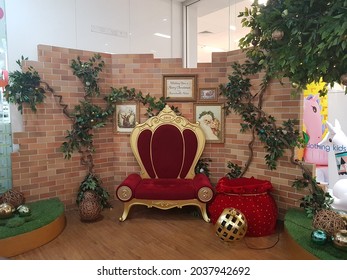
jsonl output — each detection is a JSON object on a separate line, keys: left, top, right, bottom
{"left": 163, "top": 74, "right": 197, "bottom": 101}
{"left": 194, "top": 103, "right": 225, "bottom": 143}
{"left": 114, "top": 102, "right": 139, "bottom": 133}
{"left": 198, "top": 88, "right": 218, "bottom": 102}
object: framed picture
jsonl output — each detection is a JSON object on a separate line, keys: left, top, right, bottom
{"left": 194, "top": 103, "right": 224, "bottom": 143}
{"left": 198, "top": 87, "right": 218, "bottom": 102}
{"left": 114, "top": 102, "right": 139, "bottom": 133}
{"left": 163, "top": 74, "right": 197, "bottom": 101}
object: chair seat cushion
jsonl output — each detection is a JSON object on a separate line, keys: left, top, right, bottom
{"left": 134, "top": 178, "right": 196, "bottom": 200}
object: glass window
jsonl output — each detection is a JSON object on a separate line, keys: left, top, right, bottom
{"left": 184, "top": 0, "right": 252, "bottom": 67}
{"left": 0, "top": 0, "right": 11, "bottom": 194}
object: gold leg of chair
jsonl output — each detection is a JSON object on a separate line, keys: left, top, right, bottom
{"left": 119, "top": 202, "right": 131, "bottom": 222}
{"left": 199, "top": 204, "right": 210, "bottom": 223}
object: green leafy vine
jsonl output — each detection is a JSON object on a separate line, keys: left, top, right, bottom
{"left": 70, "top": 54, "right": 105, "bottom": 97}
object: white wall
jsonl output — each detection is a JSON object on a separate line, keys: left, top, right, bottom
{"left": 5, "top": 0, "right": 77, "bottom": 70}
{"left": 5, "top": 0, "right": 183, "bottom": 70}
{"left": 4, "top": 0, "right": 183, "bottom": 133}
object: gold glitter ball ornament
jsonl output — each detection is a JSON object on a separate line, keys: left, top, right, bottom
{"left": 272, "top": 29, "right": 284, "bottom": 40}
{"left": 0, "top": 202, "right": 15, "bottom": 219}
{"left": 215, "top": 208, "right": 248, "bottom": 242}
{"left": 332, "top": 229, "right": 347, "bottom": 251}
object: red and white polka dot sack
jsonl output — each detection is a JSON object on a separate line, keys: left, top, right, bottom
{"left": 208, "top": 177, "right": 278, "bottom": 237}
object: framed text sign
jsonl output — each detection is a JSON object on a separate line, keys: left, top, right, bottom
{"left": 163, "top": 74, "right": 197, "bottom": 101}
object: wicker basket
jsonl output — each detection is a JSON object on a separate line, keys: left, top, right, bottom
{"left": 79, "top": 197, "right": 102, "bottom": 222}
{"left": 313, "top": 209, "right": 345, "bottom": 236}
{"left": 2, "top": 189, "right": 25, "bottom": 208}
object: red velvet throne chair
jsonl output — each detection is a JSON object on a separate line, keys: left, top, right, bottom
{"left": 116, "top": 105, "right": 214, "bottom": 222}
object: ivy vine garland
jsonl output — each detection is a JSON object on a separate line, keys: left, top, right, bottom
{"left": 70, "top": 54, "right": 105, "bottom": 97}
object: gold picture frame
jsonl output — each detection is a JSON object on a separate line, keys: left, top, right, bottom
{"left": 198, "top": 87, "right": 218, "bottom": 102}
{"left": 114, "top": 102, "right": 139, "bottom": 133}
{"left": 163, "top": 74, "right": 197, "bottom": 101}
{"left": 194, "top": 103, "right": 225, "bottom": 143}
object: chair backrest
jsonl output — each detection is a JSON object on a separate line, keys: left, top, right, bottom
{"left": 130, "top": 105, "right": 206, "bottom": 179}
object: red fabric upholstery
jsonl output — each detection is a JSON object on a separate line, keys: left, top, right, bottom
{"left": 136, "top": 124, "right": 199, "bottom": 179}
{"left": 134, "top": 178, "right": 196, "bottom": 200}
{"left": 181, "top": 130, "right": 198, "bottom": 178}
{"left": 118, "top": 173, "right": 142, "bottom": 193}
{"left": 192, "top": 173, "right": 214, "bottom": 192}
{"left": 216, "top": 177, "right": 273, "bottom": 194}
{"left": 138, "top": 130, "right": 155, "bottom": 178}
{"left": 152, "top": 125, "right": 183, "bottom": 178}
{"left": 208, "top": 177, "right": 278, "bottom": 237}
{"left": 117, "top": 173, "right": 213, "bottom": 201}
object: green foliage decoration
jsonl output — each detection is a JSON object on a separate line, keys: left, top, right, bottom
{"left": 220, "top": 62, "right": 305, "bottom": 172}
{"left": 292, "top": 170, "right": 333, "bottom": 218}
{"left": 226, "top": 161, "right": 242, "bottom": 179}
{"left": 299, "top": 190, "right": 334, "bottom": 218}
{"left": 238, "top": 0, "right": 347, "bottom": 95}
{"left": 61, "top": 54, "right": 110, "bottom": 207}
{"left": 61, "top": 100, "right": 109, "bottom": 161}
{"left": 70, "top": 53, "right": 105, "bottom": 97}
{"left": 195, "top": 158, "right": 212, "bottom": 178}
{"left": 220, "top": 0, "right": 342, "bottom": 215}
{"left": 4, "top": 56, "right": 53, "bottom": 113}
{"left": 104, "top": 86, "right": 180, "bottom": 117}
{"left": 76, "top": 173, "right": 110, "bottom": 209}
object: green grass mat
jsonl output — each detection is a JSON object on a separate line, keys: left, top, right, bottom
{"left": 284, "top": 208, "right": 347, "bottom": 260}
{"left": 0, "top": 197, "right": 64, "bottom": 239}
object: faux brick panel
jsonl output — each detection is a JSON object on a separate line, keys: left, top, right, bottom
{"left": 10, "top": 44, "right": 306, "bottom": 220}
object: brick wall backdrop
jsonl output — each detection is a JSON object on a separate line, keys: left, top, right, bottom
{"left": 10, "top": 45, "right": 309, "bottom": 218}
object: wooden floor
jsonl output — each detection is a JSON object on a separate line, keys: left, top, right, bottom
{"left": 11, "top": 201, "right": 314, "bottom": 260}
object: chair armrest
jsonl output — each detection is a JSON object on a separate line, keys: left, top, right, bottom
{"left": 118, "top": 173, "right": 142, "bottom": 190}
{"left": 193, "top": 173, "right": 213, "bottom": 188}
{"left": 116, "top": 173, "right": 142, "bottom": 201}
{"left": 193, "top": 173, "right": 214, "bottom": 203}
